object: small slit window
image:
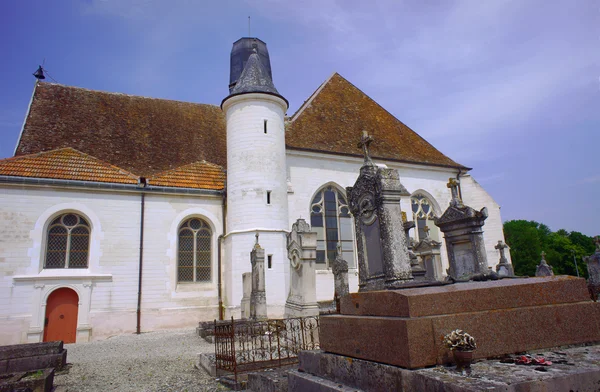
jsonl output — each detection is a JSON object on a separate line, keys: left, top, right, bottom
{"left": 264, "top": 119, "right": 268, "bottom": 134}
{"left": 268, "top": 255, "right": 273, "bottom": 269}
{"left": 267, "top": 191, "right": 272, "bottom": 205}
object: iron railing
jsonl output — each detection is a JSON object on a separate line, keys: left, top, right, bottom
{"left": 214, "top": 316, "right": 319, "bottom": 381}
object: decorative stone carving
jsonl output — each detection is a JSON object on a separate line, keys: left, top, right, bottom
{"left": 494, "top": 240, "right": 514, "bottom": 277}
{"left": 413, "top": 226, "right": 444, "bottom": 281}
{"left": 535, "top": 251, "right": 554, "bottom": 277}
{"left": 434, "top": 178, "right": 489, "bottom": 282}
{"left": 284, "top": 219, "right": 319, "bottom": 317}
{"left": 240, "top": 272, "right": 252, "bottom": 319}
{"left": 347, "top": 131, "right": 413, "bottom": 291}
{"left": 331, "top": 244, "right": 349, "bottom": 312}
{"left": 584, "top": 236, "right": 600, "bottom": 300}
{"left": 404, "top": 221, "right": 426, "bottom": 280}
{"left": 250, "top": 232, "right": 267, "bottom": 320}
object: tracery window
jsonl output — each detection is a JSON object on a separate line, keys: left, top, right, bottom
{"left": 410, "top": 194, "right": 439, "bottom": 241}
{"left": 45, "top": 213, "right": 90, "bottom": 269}
{"left": 310, "top": 186, "right": 355, "bottom": 269}
{"left": 178, "top": 218, "right": 212, "bottom": 282}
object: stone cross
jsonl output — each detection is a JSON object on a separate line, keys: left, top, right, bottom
{"left": 254, "top": 231, "right": 260, "bottom": 248}
{"left": 447, "top": 178, "right": 463, "bottom": 206}
{"left": 494, "top": 240, "right": 514, "bottom": 277}
{"left": 357, "top": 130, "right": 374, "bottom": 167}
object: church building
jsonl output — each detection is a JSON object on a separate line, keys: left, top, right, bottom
{"left": 0, "top": 37, "right": 509, "bottom": 344}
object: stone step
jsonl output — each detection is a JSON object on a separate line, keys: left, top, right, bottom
{"left": 288, "top": 370, "right": 363, "bottom": 392}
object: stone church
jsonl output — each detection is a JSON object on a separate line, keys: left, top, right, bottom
{"left": 0, "top": 37, "right": 509, "bottom": 344}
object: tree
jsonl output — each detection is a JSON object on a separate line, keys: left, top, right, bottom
{"left": 504, "top": 220, "right": 596, "bottom": 278}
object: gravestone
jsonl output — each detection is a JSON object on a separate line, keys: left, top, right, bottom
{"left": 413, "top": 226, "right": 444, "bottom": 281}
{"left": 535, "top": 251, "right": 554, "bottom": 277}
{"left": 240, "top": 272, "right": 251, "bottom": 319}
{"left": 346, "top": 131, "right": 413, "bottom": 291}
{"left": 494, "top": 240, "right": 514, "bottom": 277}
{"left": 250, "top": 233, "right": 267, "bottom": 320}
{"left": 284, "top": 219, "right": 319, "bottom": 317}
{"left": 434, "top": 178, "right": 489, "bottom": 282}
{"left": 404, "top": 221, "right": 426, "bottom": 280}
{"left": 331, "top": 244, "right": 349, "bottom": 313}
{"left": 584, "top": 237, "right": 600, "bottom": 300}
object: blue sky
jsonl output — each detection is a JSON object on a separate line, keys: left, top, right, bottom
{"left": 0, "top": 1, "right": 598, "bottom": 236}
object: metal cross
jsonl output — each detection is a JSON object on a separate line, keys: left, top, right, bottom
{"left": 357, "top": 130, "right": 374, "bottom": 166}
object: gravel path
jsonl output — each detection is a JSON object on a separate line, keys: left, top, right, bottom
{"left": 53, "top": 329, "right": 230, "bottom": 392}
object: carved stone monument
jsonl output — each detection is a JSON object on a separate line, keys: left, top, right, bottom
{"left": 284, "top": 219, "right": 319, "bottom": 317}
{"left": 404, "top": 221, "right": 426, "bottom": 280}
{"left": 331, "top": 244, "right": 349, "bottom": 313}
{"left": 413, "top": 226, "right": 444, "bottom": 281}
{"left": 240, "top": 272, "right": 252, "bottom": 319}
{"left": 250, "top": 233, "right": 267, "bottom": 320}
{"left": 584, "top": 237, "right": 600, "bottom": 300}
{"left": 494, "top": 240, "right": 514, "bottom": 277}
{"left": 346, "top": 131, "right": 413, "bottom": 291}
{"left": 434, "top": 178, "right": 489, "bottom": 282}
{"left": 535, "top": 251, "right": 554, "bottom": 277}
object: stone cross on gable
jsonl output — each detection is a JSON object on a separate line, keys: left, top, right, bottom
{"left": 357, "top": 130, "right": 374, "bottom": 167}
{"left": 447, "top": 178, "right": 462, "bottom": 206}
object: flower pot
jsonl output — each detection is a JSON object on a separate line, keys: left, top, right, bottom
{"left": 453, "top": 350, "right": 474, "bottom": 371}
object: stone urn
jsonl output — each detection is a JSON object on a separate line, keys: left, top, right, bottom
{"left": 453, "top": 350, "right": 474, "bottom": 371}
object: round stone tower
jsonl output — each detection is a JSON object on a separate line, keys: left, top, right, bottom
{"left": 221, "top": 38, "right": 289, "bottom": 317}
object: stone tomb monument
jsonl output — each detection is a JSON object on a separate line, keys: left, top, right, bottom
{"left": 434, "top": 178, "right": 490, "bottom": 281}
{"left": 249, "top": 233, "right": 267, "bottom": 320}
{"left": 346, "top": 131, "right": 413, "bottom": 291}
{"left": 284, "top": 219, "right": 319, "bottom": 317}
{"left": 310, "top": 133, "right": 600, "bottom": 386}
{"left": 331, "top": 244, "right": 349, "bottom": 313}
{"left": 535, "top": 251, "right": 554, "bottom": 277}
{"left": 494, "top": 240, "right": 515, "bottom": 277}
{"left": 413, "top": 226, "right": 444, "bottom": 281}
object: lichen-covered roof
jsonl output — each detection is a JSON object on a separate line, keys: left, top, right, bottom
{"left": 148, "top": 161, "right": 225, "bottom": 190}
{"left": 15, "top": 82, "right": 227, "bottom": 177}
{"left": 286, "top": 73, "right": 468, "bottom": 170}
{"left": 0, "top": 147, "right": 139, "bottom": 184}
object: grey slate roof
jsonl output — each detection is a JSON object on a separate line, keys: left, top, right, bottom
{"left": 225, "top": 51, "right": 288, "bottom": 107}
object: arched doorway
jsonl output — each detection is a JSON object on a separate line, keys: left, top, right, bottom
{"left": 43, "top": 288, "right": 79, "bottom": 343}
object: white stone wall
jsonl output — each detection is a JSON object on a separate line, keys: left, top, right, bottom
{"left": 0, "top": 185, "right": 223, "bottom": 344}
{"left": 459, "top": 174, "right": 511, "bottom": 268}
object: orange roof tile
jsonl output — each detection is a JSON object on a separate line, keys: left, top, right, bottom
{"left": 0, "top": 148, "right": 139, "bottom": 184}
{"left": 148, "top": 161, "right": 225, "bottom": 190}
{"left": 286, "top": 73, "right": 468, "bottom": 170}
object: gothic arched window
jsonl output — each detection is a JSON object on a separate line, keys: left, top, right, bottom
{"left": 310, "top": 186, "right": 354, "bottom": 269}
{"left": 410, "top": 194, "right": 439, "bottom": 241}
{"left": 45, "top": 213, "right": 90, "bottom": 269}
{"left": 178, "top": 218, "right": 212, "bottom": 282}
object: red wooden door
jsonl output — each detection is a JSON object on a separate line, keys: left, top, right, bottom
{"left": 43, "top": 288, "right": 79, "bottom": 343}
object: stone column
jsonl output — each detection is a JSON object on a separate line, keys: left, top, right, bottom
{"left": 250, "top": 233, "right": 267, "bottom": 320}
{"left": 584, "top": 237, "right": 600, "bottom": 300}
{"left": 535, "top": 251, "right": 554, "bottom": 277}
{"left": 240, "top": 272, "right": 252, "bottom": 319}
{"left": 332, "top": 244, "right": 349, "bottom": 313}
{"left": 284, "top": 219, "right": 319, "bottom": 318}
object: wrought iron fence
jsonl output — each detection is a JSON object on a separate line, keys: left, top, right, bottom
{"left": 214, "top": 316, "right": 319, "bottom": 381}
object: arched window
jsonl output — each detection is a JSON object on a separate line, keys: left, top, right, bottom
{"left": 310, "top": 186, "right": 354, "bottom": 269}
{"left": 178, "top": 218, "right": 212, "bottom": 282}
{"left": 45, "top": 213, "right": 90, "bottom": 269}
{"left": 410, "top": 194, "right": 440, "bottom": 241}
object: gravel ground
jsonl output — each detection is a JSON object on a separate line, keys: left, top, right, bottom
{"left": 53, "top": 329, "right": 230, "bottom": 392}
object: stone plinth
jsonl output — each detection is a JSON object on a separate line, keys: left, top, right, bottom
{"left": 319, "top": 276, "right": 600, "bottom": 369}
{"left": 240, "top": 272, "right": 251, "bottom": 319}
{"left": 284, "top": 219, "right": 319, "bottom": 318}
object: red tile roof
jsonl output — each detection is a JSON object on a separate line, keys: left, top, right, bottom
{"left": 286, "top": 73, "right": 467, "bottom": 169}
{"left": 15, "top": 82, "right": 227, "bottom": 177}
{"left": 148, "top": 161, "right": 225, "bottom": 190}
{"left": 0, "top": 148, "right": 139, "bottom": 184}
